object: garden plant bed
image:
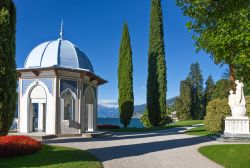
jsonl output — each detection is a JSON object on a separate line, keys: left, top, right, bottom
{"left": 0, "top": 136, "right": 41, "bottom": 157}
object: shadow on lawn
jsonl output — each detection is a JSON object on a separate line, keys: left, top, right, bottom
{"left": 0, "top": 145, "right": 100, "bottom": 168}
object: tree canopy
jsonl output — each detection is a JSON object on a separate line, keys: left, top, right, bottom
{"left": 177, "top": 0, "right": 250, "bottom": 87}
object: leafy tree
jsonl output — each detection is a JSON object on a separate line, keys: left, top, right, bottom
{"left": 118, "top": 23, "right": 134, "bottom": 128}
{"left": 176, "top": 79, "right": 192, "bottom": 120}
{"left": 188, "top": 63, "right": 204, "bottom": 119}
{"left": 203, "top": 75, "right": 215, "bottom": 116}
{"left": 177, "top": 0, "right": 250, "bottom": 89}
{"left": 147, "top": 0, "right": 167, "bottom": 126}
{"left": 211, "top": 79, "right": 231, "bottom": 100}
{"left": 0, "top": 0, "right": 16, "bottom": 136}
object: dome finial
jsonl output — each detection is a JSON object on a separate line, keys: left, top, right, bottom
{"left": 60, "top": 20, "right": 64, "bottom": 40}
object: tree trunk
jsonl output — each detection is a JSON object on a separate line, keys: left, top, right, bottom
{"left": 229, "top": 64, "right": 236, "bottom": 91}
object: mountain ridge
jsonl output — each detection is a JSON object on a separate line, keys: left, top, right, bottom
{"left": 98, "top": 96, "right": 177, "bottom": 118}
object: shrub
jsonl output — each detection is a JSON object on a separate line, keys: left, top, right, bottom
{"left": 0, "top": 136, "right": 41, "bottom": 157}
{"left": 97, "top": 125, "right": 120, "bottom": 129}
{"left": 160, "top": 114, "right": 173, "bottom": 126}
{"left": 140, "top": 110, "right": 152, "bottom": 128}
{"left": 204, "top": 98, "right": 230, "bottom": 132}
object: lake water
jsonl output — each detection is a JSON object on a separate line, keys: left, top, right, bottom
{"left": 97, "top": 118, "right": 144, "bottom": 128}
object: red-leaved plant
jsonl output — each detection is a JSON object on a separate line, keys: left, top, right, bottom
{"left": 0, "top": 136, "right": 42, "bottom": 157}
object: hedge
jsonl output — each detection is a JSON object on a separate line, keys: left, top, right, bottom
{"left": 204, "top": 98, "right": 231, "bottom": 132}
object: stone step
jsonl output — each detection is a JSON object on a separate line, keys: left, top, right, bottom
{"left": 82, "top": 131, "right": 113, "bottom": 138}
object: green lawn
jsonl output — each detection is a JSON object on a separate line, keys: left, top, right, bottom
{"left": 0, "top": 145, "right": 103, "bottom": 168}
{"left": 199, "top": 144, "right": 250, "bottom": 168}
{"left": 186, "top": 125, "right": 218, "bottom": 136}
{"left": 99, "top": 120, "right": 204, "bottom": 132}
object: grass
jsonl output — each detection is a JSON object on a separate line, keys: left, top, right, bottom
{"left": 99, "top": 120, "right": 204, "bottom": 132}
{"left": 186, "top": 125, "right": 219, "bottom": 136}
{"left": 199, "top": 144, "right": 250, "bottom": 168}
{"left": 0, "top": 145, "right": 103, "bottom": 168}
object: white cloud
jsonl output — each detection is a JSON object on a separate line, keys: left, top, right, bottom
{"left": 98, "top": 99, "right": 118, "bottom": 108}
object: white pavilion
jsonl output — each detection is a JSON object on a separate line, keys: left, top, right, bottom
{"left": 16, "top": 25, "right": 107, "bottom": 135}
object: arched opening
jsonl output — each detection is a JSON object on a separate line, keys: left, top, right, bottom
{"left": 29, "top": 85, "right": 47, "bottom": 132}
{"left": 60, "top": 89, "right": 77, "bottom": 134}
{"left": 63, "top": 93, "right": 74, "bottom": 120}
{"left": 85, "top": 87, "right": 95, "bottom": 132}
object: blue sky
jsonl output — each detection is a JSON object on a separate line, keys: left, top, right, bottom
{"left": 14, "top": 0, "right": 226, "bottom": 105}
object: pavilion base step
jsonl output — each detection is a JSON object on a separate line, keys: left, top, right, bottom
{"left": 82, "top": 131, "right": 113, "bottom": 138}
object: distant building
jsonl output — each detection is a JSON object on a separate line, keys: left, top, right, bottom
{"left": 16, "top": 25, "right": 107, "bottom": 135}
{"left": 170, "top": 111, "right": 178, "bottom": 122}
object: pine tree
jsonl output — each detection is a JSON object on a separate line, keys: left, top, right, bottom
{"left": 188, "top": 63, "right": 204, "bottom": 119}
{"left": 118, "top": 23, "right": 134, "bottom": 128}
{"left": 0, "top": 0, "right": 16, "bottom": 135}
{"left": 203, "top": 75, "right": 215, "bottom": 117}
{"left": 147, "top": 0, "right": 166, "bottom": 127}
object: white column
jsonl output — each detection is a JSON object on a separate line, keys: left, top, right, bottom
{"left": 87, "top": 104, "right": 93, "bottom": 132}
{"left": 38, "top": 103, "right": 44, "bottom": 131}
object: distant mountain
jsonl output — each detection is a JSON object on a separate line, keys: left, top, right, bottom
{"left": 98, "top": 104, "right": 119, "bottom": 118}
{"left": 167, "top": 96, "right": 178, "bottom": 106}
{"left": 98, "top": 96, "right": 177, "bottom": 118}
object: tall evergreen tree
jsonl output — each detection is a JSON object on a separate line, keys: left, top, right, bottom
{"left": 188, "top": 63, "right": 204, "bottom": 119}
{"left": 118, "top": 23, "right": 134, "bottom": 128}
{"left": 176, "top": 79, "right": 192, "bottom": 120}
{"left": 0, "top": 0, "right": 16, "bottom": 135}
{"left": 147, "top": 0, "right": 167, "bottom": 127}
{"left": 211, "top": 79, "right": 231, "bottom": 100}
{"left": 203, "top": 75, "right": 215, "bottom": 117}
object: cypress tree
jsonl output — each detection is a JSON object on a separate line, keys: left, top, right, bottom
{"left": 203, "top": 75, "right": 215, "bottom": 116}
{"left": 178, "top": 79, "right": 193, "bottom": 120}
{"left": 118, "top": 23, "right": 134, "bottom": 128}
{"left": 147, "top": 0, "right": 166, "bottom": 127}
{"left": 0, "top": 0, "right": 16, "bottom": 135}
{"left": 188, "top": 63, "right": 203, "bottom": 119}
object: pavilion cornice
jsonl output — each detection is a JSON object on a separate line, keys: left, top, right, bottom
{"left": 16, "top": 66, "right": 107, "bottom": 86}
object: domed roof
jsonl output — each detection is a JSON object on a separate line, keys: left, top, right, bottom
{"left": 24, "top": 39, "right": 94, "bottom": 73}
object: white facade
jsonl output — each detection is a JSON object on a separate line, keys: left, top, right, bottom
{"left": 17, "top": 36, "right": 106, "bottom": 135}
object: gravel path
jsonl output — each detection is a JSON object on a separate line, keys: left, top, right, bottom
{"left": 44, "top": 127, "right": 225, "bottom": 168}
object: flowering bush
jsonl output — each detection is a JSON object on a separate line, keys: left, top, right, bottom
{"left": 97, "top": 124, "right": 120, "bottom": 129}
{"left": 0, "top": 136, "right": 42, "bottom": 157}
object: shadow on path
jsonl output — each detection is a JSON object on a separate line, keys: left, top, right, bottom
{"left": 44, "top": 127, "right": 215, "bottom": 162}
{"left": 88, "top": 136, "right": 213, "bottom": 162}
{"left": 44, "top": 127, "right": 189, "bottom": 144}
